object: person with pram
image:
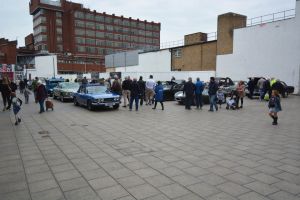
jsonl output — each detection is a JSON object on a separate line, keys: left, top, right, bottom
{"left": 226, "top": 90, "right": 238, "bottom": 110}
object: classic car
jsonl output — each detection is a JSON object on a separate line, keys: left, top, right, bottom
{"left": 73, "top": 84, "right": 120, "bottom": 110}
{"left": 45, "top": 78, "right": 65, "bottom": 96}
{"left": 280, "top": 81, "right": 294, "bottom": 97}
{"left": 162, "top": 82, "right": 185, "bottom": 101}
{"left": 53, "top": 82, "right": 80, "bottom": 102}
{"left": 174, "top": 88, "right": 210, "bottom": 105}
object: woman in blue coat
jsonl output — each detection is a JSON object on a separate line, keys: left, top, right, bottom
{"left": 152, "top": 81, "right": 164, "bottom": 110}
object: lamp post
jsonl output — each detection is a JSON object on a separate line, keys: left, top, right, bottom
{"left": 52, "top": 55, "right": 56, "bottom": 78}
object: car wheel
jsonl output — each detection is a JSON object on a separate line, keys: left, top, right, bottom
{"left": 74, "top": 98, "right": 79, "bottom": 106}
{"left": 87, "top": 101, "right": 93, "bottom": 111}
{"left": 113, "top": 104, "right": 119, "bottom": 109}
{"left": 60, "top": 95, "right": 64, "bottom": 102}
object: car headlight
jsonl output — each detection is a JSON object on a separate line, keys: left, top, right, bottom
{"left": 114, "top": 97, "right": 119, "bottom": 101}
{"left": 177, "top": 93, "right": 183, "bottom": 97}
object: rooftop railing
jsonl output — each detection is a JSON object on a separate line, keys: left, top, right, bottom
{"left": 160, "top": 32, "right": 217, "bottom": 49}
{"left": 247, "top": 9, "right": 295, "bottom": 26}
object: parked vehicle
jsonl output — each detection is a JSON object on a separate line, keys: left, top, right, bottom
{"left": 280, "top": 81, "right": 294, "bottom": 97}
{"left": 53, "top": 82, "right": 80, "bottom": 102}
{"left": 174, "top": 88, "right": 210, "bottom": 105}
{"left": 73, "top": 84, "right": 120, "bottom": 110}
{"left": 162, "top": 82, "right": 185, "bottom": 101}
{"left": 45, "top": 78, "right": 65, "bottom": 96}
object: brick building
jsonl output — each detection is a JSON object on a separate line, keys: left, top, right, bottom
{"left": 29, "top": 0, "right": 161, "bottom": 73}
{"left": 171, "top": 13, "right": 247, "bottom": 71}
{"left": 0, "top": 38, "right": 17, "bottom": 65}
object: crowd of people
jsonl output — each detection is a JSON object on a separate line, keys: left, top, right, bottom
{"left": 1, "top": 74, "right": 283, "bottom": 126}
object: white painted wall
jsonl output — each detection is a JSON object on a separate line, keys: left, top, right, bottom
{"left": 99, "top": 71, "right": 216, "bottom": 82}
{"left": 217, "top": 0, "right": 300, "bottom": 93}
{"left": 115, "top": 49, "right": 171, "bottom": 73}
{"left": 25, "top": 55, "right": 58, "bottom": 79}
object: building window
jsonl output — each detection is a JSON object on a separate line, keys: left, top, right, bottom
{"left": 74, "top": 11, "right": 84, "bottom": 19}
{"left": 146, "top": 24, "right": 152, "bottom": 31}
{"left": 96, "top": 32, "right": 105, "bottom": 38}
{"left": 123, "top": 20, "right": 130, "bottom": 26}
{"left": 86, "top": 30, "right": 95, "bottom": 37}
{"left": 57, "top": 44, "right": 63, "bottom": 52}
{"left": 75, "top": 20, "right": 85, "bottom": 28}
{"left": 75, "top": 37, "right": 85, "bottom": 44}
{"left": 56, "top": 18, "right": 62, "bottom": 26}
{"left": 56, "top": 12, "right": 62, "bottom": 17}
{"left": 153, "top": 32, "right": 160, "bottom": 38}
{"left": 96, "top": 40, "right": 105, "bottom": 46}
{"left": 95, "top": 15, "right": 104, "bottom": 22}
{"left": 97, "top": 48, "right": 105, "bottom": 55}
{"left": 105, "top": 33, "right": 114, "bottom": 39}
{"left": 95, "top": 23, "right": 104, "bottom": 30}
{"left": 56, "top": 27, "right": 62, "bottom": 34}
{"left": 146, "top": 31, "right": 152, "bottom": 37}
{"left": 138, "top": 22, "right": 145, "bottom": 29}
{"left": 173, "top": 48, "right": 182, "bottom": 58}
{"left": 86, "top": 47, "right": 96, "bottom": 53}
{"left": 34, "top": 25, "right": 47, "bottom": 35}
{"left": 86, "top": 13, "right": 94, "bottom": 20}
{"left": 86, "top": 38, "right": 95, "bottom": 45}
{"left": 76, "top": 45, "right": 85, "bottom": 52}
{"left": 139, "top": 30, "right": 145, "bottom": 36}
{"left": 86, "top": 22, "right": 95, "bottom": 29}
{"left": 34, "top": 34, "right": 47, "bottom": 43}
{"left": 33, "top": 16, "right": 46, "bottom": 27}
{"left": 106, "top": 25, "right": 113, "bottom": 32}
{"left": 57, "top": 36, "right": 62, "bottom": 43}
{"left": 123, "top": 28, "right": 130, "bottom": 34}
{"left": 139, "top": 37, "right": 145, "bottom": 43}
{"left": 105, "top": 17, "right": 113, "bottom": 24}
{"left": 75, "top": 29, "right": 85, "bottom": 36}
{"left": 114, "top": 34, "right": 122, "bottom": 40}
{"left": 153, "top": 25, "right": 160, "bottom": 31}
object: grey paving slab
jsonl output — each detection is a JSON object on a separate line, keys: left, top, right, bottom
{"left": 1, "top": 95, "right": 300, "bottom": 200}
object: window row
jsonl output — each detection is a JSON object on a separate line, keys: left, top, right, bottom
{"left": 34, "top": 26, "right": 47, "bottom": 36}
{"left": 33, "top": 16, "right": 46, "bottom": 27}
{"left": 75, "top": 36, "right": 159, "bottom": 45}
{"left": 34, "top": 34, "right": 47, "bottom": 43}
{"left": 74, "top": 11, "right": 160, "bottom": 31}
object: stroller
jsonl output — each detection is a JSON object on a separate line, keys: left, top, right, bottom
{"left": 226, "top": 91, "right": 238, "bottom": 110}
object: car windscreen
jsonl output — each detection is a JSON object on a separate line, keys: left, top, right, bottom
{"left": 61, "top": 83, "right": 79, "bottom": 89}
{"left": 86, "top": 86, "right": 108, "bottom": 94}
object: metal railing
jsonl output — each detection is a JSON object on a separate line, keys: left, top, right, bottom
{"left": 247, "top": 9, "right": 295, "bottom": 27}
{"left": 160, "top": 32, "right": 217, "bottom": 49}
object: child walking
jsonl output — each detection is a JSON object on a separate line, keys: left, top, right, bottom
{"left": 268, "top": 90, "right": 282, "bottom": 125}
{"left": 11, "top": 92, "right": 22, "bottom": 125}
{"left": 216, "top": 89, "right": 225, "bottom": 108}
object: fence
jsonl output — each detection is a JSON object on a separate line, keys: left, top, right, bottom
{"left": 247, "top": 9, "right": 295, "bottom": 26}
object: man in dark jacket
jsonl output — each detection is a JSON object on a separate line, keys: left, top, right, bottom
{"left": 36, "top": 80, "right": 47, "bottom": 113}
{"left": 247, "top": 78, "right": 255, "bottom": 99}
{"left": 137, "top": 76, "right": 145, "bottom": 106}
{"left": 122, "top": 76, "right": 132, "bottom": 107}
{"left": 129, "top": 78, "right": 141, "bottom": 111}
{"left": 208, "top": 77, "right": 218, "bottom": 112}
{"left": 263, "top": 79, "right": 271, "bottom": 98}
{"left": 183, "top": 77, "right": 195, "bottom": 110}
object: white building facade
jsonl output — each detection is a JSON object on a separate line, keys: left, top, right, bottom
{"left": 217, "top": 0, "right": 300, "bottom": 93}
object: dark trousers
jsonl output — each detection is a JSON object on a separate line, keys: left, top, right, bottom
{"left": 154, "top": 101, "right": 164, "bottom": 110}
{"left": 236, "top": 97, "right": 244, "bottom": 107}
{"left": 185, "top": 95, "right": 193, "bottom": 109}
{"left": 1, "top": 93, "right": 11, "bottom": 108}
{"left": 130, "top": 96, "right": 139, "bottom": 110}
{"left": 140, "top": 93, "right": 145, "bottom": 106}
{"left": 195, "top": 93, "right": 203, "bottom": 108}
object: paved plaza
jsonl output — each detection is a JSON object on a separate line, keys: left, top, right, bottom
{"left": 0, "top": 94, "right": 300, "bottom": 200}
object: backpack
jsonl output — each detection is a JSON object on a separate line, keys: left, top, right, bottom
{"left": 268, "top": 97, "right": 276, "bottom": 108}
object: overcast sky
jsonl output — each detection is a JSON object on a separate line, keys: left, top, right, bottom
{"left": 0, "top": 0, "right": 296, "bottom": 47}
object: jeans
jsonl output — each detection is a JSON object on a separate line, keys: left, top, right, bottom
{"left": 209, "top": 95, "right": 218, "bottom": 111}
{"left": 195, "top": 93, "right": 203, "bottom": 108}
{"left": 39, "top": 100, "right": 45, "bottom": 113}
{"left": 259, "top": 89, "right": 264, "bottom": 100}
{"left": 129, "top": 96, "right": 139, "bottom": 110}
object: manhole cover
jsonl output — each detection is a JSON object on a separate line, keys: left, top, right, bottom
{"left": 38, "top": 131, "right": 49, "bottom": 135}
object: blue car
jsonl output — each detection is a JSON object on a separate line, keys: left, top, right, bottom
{"left": 73, "top": 84, "right": 120, "bottom": 110}
{"left": 45, "top": 78, "right": 65, "bottom": 96}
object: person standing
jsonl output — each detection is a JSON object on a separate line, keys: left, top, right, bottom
{"left": 152, "top": 81, "right": 164, "bottom": 110}
{"left": 145, "top": 75, "right": 156, "bottom": 105}
{"left": 19, "top": 79, "right": 25, "bottom": 94}
{"left": 208, "top": 77, "right": 219, "bottom": 112}
{"left": 195, "top": 77, "right": 204, "bottom": 109}
{"left": 129, "top": 78, "right": 140, "bottom": 111}
{"left": 268, "top": 90, "right": 282, "bottom": 125}
{"left": 247, "top": 78, "right": 255, "bottom": 99}
{"left": 36, "top": 80, "right": 47, "bottom": 113}
{"left": 122, "top": 76, "right": 131, "bottom": 107}
{"left": 111, "top": 76, "right": 122, "bottom": 96}
{"left": 263, "top": 78, "right": 271, "bottom": 98}
{"left": 32, "top": 77, "right": 39, "bottom": 100}
{"left": 257, "top": 77, "right": 265, "bottom": 101}
{"left": 183, "top": 77, "right": 195, "bottom": 110}
{"left": 1, "top": 76, "right": 11, "bottom": 111}
{"left": 236, "top": 81, "right": 245, "bottom": 108}
{"left": 7, "top": 81, "right": 18, "bottom": 110}
{"left": 138, "top": 76, "right": 145, "bottom": 106}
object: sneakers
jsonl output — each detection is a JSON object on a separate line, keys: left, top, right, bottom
{"left": 18, "top": 118, "right": 21, "bottom": 123}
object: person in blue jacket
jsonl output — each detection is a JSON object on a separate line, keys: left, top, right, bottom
{"left": 195, "top": 77, "right": 204, "bottom": 109}
{"left": 152, "top": 81, "right": 164, "bottom": 110}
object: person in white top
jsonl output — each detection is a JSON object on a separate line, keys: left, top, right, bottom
{"left": 145, "top": 75, "right": 156, "bottom": 105}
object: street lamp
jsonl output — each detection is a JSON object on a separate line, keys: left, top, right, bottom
{"left": 52, "top": 55, "right": 56, "bottom": 78}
